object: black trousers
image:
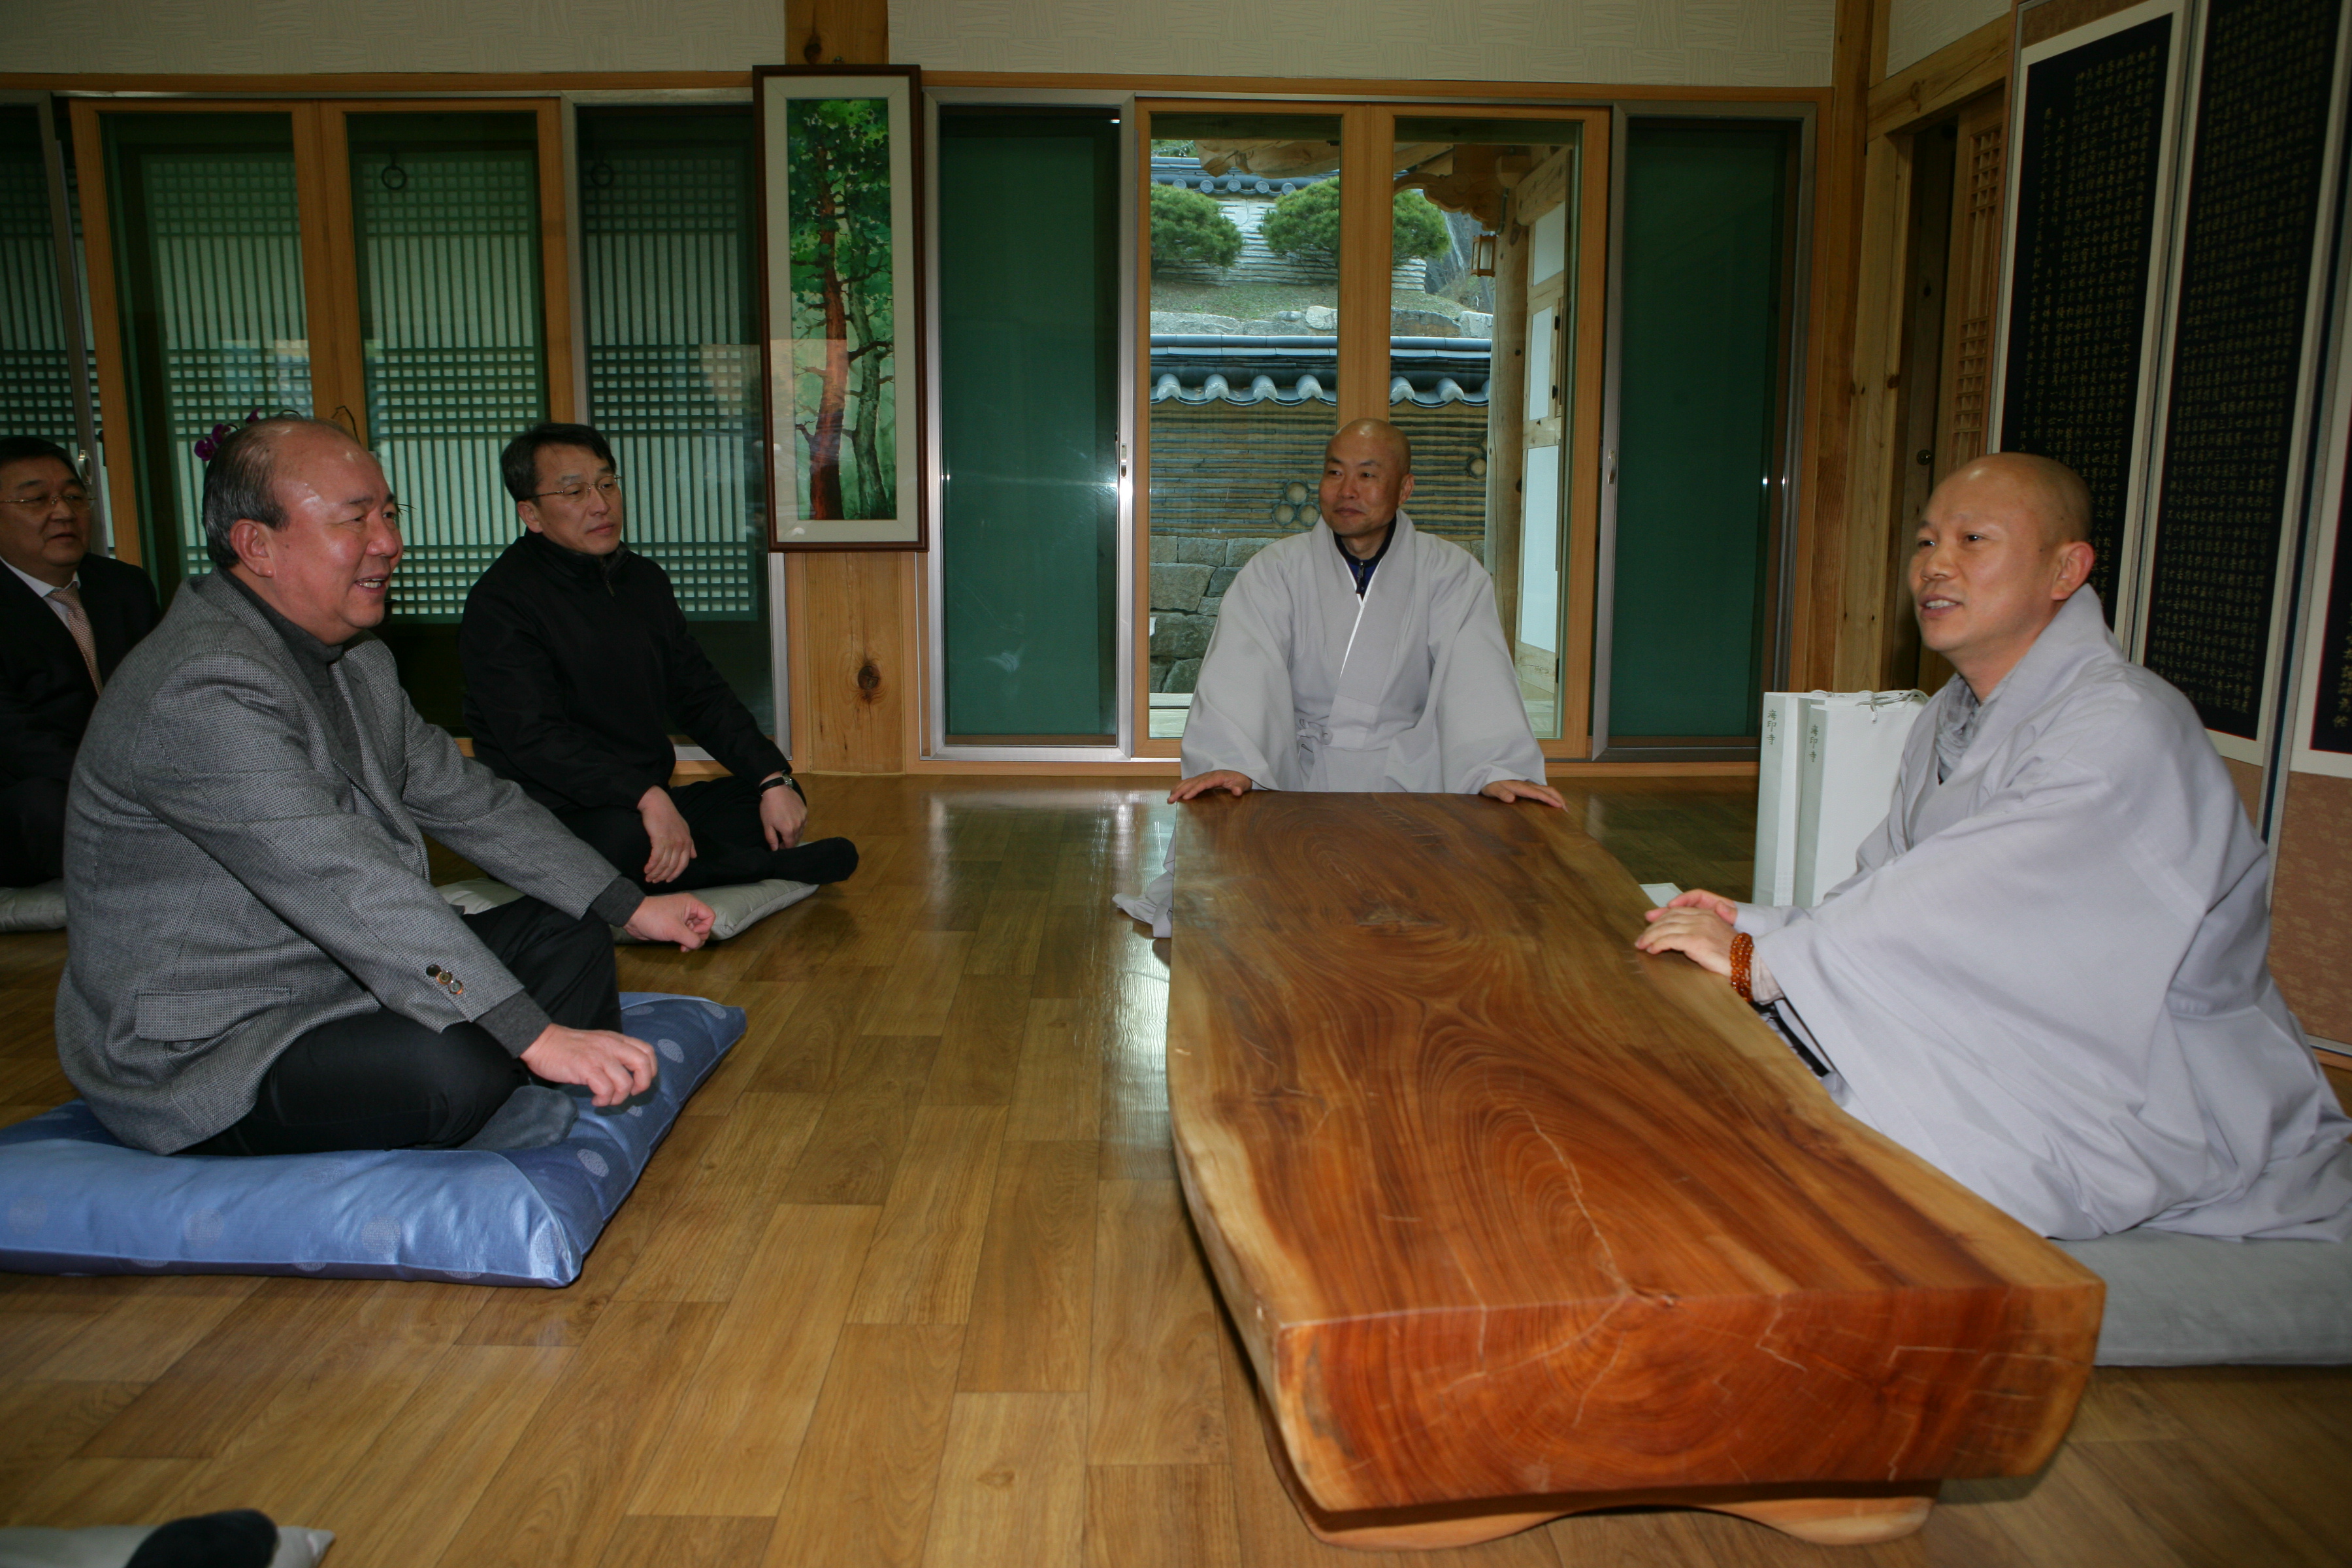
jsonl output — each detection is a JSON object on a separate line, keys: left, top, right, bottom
{"left": 188, "top": 895, "right": 623, "bottom": 1156}
{"left": 0, "top": 776, "right": 66, "bottom": 888}
{"left": 559, "top": 773, "right": 858, "bottom": 894}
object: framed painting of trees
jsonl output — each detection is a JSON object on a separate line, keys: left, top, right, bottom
{"left": 756, "top": 66, "right": 925, "bottom": 549}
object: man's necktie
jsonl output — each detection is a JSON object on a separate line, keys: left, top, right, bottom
{"left": 49, "top": 584, "right": 102, "bottom": 695}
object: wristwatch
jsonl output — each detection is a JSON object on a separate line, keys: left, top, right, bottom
{"left": 760, "top": 772, "right": 805, "bottom": 802}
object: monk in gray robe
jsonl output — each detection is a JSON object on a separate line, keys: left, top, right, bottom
{"left": 1117, "top": 419, "right": 1560, "bottom": 936}
{"left": 1639, "top": 453, "right": 2351, "bottom": 1241}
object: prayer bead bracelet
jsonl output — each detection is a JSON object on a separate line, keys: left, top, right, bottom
{"left": 1729, "top": 932, "right": 1754, "bottom": 1004}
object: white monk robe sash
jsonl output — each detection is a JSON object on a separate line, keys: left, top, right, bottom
{"left": 1313, "top": 513, "right": 1422, "bottom": 790}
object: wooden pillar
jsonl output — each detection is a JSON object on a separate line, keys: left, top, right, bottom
{"left": 1829, "top": 131, "right": 1912, "bottom": 692}
{"left": 783, "top": 0, "right": 910, "bottom": 772}
{"left": 1335, "top": 107, "right": 1394, "bottom": 424}
{"left": 788, "top": 0, "right": 889, "bottom": 66}
{"left": 1788, "top": 0, "right": 1878, "bottom": 691}
{"left": 1485, "top": 216, "right": 1531, "bottom": 651}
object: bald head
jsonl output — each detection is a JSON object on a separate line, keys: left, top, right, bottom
{"left": 1326, "top": 419, "right": 1413, "bottom": 474}
{"left": 1936, "top": 451, "right": 2091, "bottom": 547}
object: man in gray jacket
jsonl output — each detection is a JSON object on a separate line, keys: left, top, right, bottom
{"left": 58, "top": 417, "right": 713, "bottom": 1156}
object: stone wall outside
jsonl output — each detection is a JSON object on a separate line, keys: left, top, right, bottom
{"left": 1147, "top": 397, "right": 1494, "bottom": 692}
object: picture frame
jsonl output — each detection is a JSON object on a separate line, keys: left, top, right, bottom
{"left": 755, "top": 64, "right": 926, "bottom": 550}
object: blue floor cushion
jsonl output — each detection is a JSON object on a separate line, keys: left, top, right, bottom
{"left": 0, "top": 992, "right": 744, "bottom": 1288}
{"left": 2056, "top": 1229, "right": 2352, "bottom": 1365}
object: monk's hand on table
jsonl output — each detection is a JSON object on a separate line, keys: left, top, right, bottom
{"left": 1651, "top": 887, "right": 1741, "bottom": 924}
{"left": 1480, "top": 778, "right": 1566, "bottom": 808}
{"left": 1169, "top": 770, "right": 1252, "bottom": 803}
{"left": 521, "top": 1023, "right": 659, "bottom": 1107}
{"left": 1634, "top": 904, "right": 1736, "bottom": 977}
{"left": 626, "top": 892, "right": 715, "bottom": 951}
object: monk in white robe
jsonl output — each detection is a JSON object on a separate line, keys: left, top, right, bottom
{"left": 1640, "top": 453, "right": 2351, "bottom": 1241}
{"left": 1116, "top": 420, "right": 1559, "bottom": 936}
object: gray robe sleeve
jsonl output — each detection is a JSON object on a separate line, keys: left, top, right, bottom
{"left": 1750, "top": 693, "right": 2351, "bottom": 1240}
{"left": 1384, "top": 552, "right": 1546, "bottom": 794}
{"left": 1177, "top": 554, "right": 1301, "bottom": 791}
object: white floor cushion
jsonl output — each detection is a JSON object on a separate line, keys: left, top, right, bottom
{"left": 2055, "top": 1229, "right": 2352, "bottom": 1365}
{"left": 0, "top": 879, "right": 66, "bottom": 934}
{"left": 436, "top": 877, "right": 819, "bottom": 941}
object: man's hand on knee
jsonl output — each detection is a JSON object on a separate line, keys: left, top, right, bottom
{"left": 626, "top": 892, "right": 715, "bottom": 951}
{"left": 1480, "top": 778, "right": 1566, "bottom": 809}
{"left": 637, "top": 786, "right": 696, "bottom": 883}
{"left": 758, "top": 774, "right": 808, "bottom": 850}
{"left": 521, "top": 1024, "right": 658, "bottom": 1107}
{"left": 1169, "top": 770, "right": 1252, "bottom": 803}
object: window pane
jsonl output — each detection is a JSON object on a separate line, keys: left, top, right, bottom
{"left": 1146, "top": 112, "right": 1341, "bottom": 738}
{"left": 348, "top": 112, "right": 547, "bottom": 625}
{"left": 578, "top": 107, "right": 772, "bottom": 728}
{"left": 0, "top": 108, "right": 74, "bottom": 448}
{"left": 1392, "top": 117, "right": 1583, "bottom": 741}
{"left": 939, "top": 109, "right": 1120, "bottom": 743}
{"left": 104, "top": 112, "right": 311, "bottom": 596}
{"left": 1610, "top": 123, "right": 1793, "bottom": 743}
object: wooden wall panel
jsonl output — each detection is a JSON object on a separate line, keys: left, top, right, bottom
{"left": 1869, "top": 15, "right": 2011, "bottom": 138}
{"left": 787, "top": 0, "right": 888, "bottom": 67}
{"left": 791, "top": 552, "right": 911, "bottom": 772}
{"left": 2270, "top": 770, "right": 2352, "bottom": 1044}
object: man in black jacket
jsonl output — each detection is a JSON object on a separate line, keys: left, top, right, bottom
{"left": 0, "top": 437, "right": 159, "bottom": 887}
{"left": 461, "top": 423, "right": 856, "bottom": 894}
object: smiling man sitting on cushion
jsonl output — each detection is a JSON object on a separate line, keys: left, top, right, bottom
{"left": 57, "top": 417, "right": 715, "bottom": 1157}
{"left": 1637, "top": 452, "right": 2351, "bottom": 1242}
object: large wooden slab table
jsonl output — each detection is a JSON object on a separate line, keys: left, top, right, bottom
{"left": 1165, "top": 792, "right": 2102, "bottom": 1550}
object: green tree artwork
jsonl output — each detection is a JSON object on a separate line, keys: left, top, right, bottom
{"left": 789, "top": 96, "right": 894, "bottom": 521}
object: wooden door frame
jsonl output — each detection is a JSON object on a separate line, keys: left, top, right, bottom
{"left": 70, "top": 95, "right": 570, "bottom": 574}
{"left": 302, "top": 97, "right": 575, "bottom": 442}
{"left": 1130, "top": 99, "right": 1611, "bottom": 761}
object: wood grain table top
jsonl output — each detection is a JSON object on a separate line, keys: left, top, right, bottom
{"left": 1164, "top": 791, "right": 2102, "bottom": 1518}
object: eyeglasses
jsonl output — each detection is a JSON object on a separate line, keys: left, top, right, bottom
{"left": 532, "top": 476, "right": 623, "bottom": 504}
{"left": 0, "top": 493, "right": 92, "bottom": 514}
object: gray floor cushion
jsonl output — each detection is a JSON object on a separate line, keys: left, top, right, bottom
{"left": 436, "top": 877, "right": 819, "bottom": 941}
{"left": 2055, "top": 1229, "right": 2352, "bottom": 1365}
{"left": 0, "top": 879, "right": 66, "bottom": 934}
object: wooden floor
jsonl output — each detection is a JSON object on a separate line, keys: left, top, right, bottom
{"left": 1, "top": 775, "right": 2346, "bottom": 1568}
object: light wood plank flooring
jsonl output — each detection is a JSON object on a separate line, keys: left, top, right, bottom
{"left": 1, "top": 776, "right": 2347, "bottom": 1567}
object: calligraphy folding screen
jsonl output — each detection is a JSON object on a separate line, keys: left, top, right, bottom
{"left": 1997, "top": 0, "right": 2352, "bottom": 766}
{"left": 2140, "top": 0, "right": 2347, "bottom": 743}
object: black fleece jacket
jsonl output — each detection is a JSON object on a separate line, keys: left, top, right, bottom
{"left": 459, "top": 531, "right": 789, "bottom": 813}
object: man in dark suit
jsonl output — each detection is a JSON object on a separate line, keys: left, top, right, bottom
{"left": 0, "top": 437, "right": 158, "bottom": 888}
{"left": 461, "top": 422, "right": 856, "bottom": 894}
